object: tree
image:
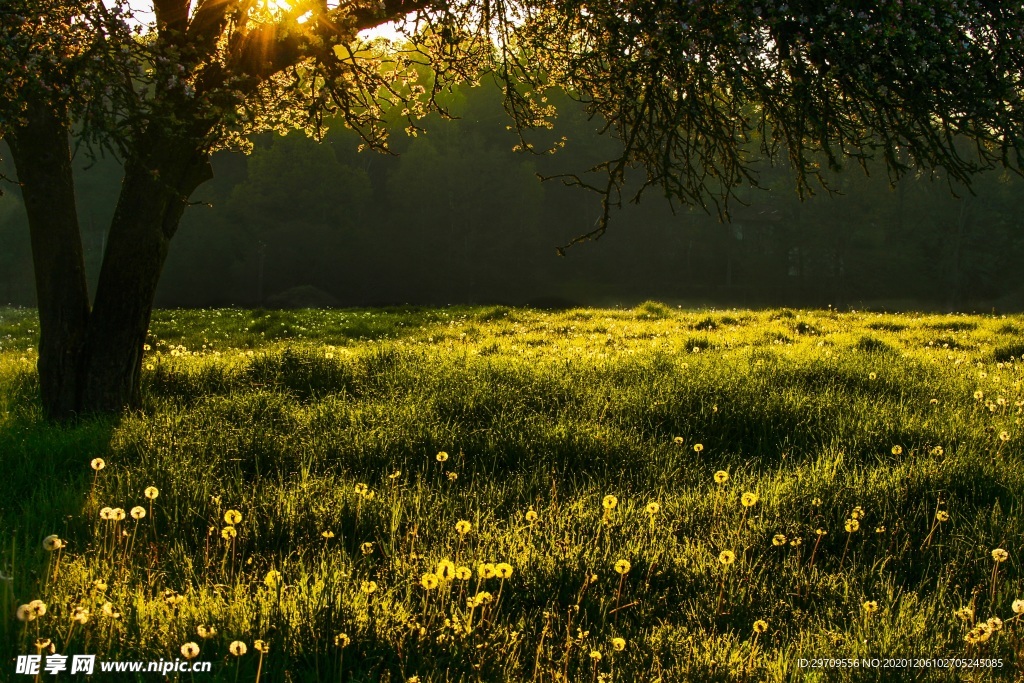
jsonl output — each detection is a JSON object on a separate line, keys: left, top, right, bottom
{"left": 2, "top": 0, "right": 1023, "bottom": 419}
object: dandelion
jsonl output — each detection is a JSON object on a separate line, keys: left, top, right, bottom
{"left": 360, "top": 542, "right": 374, "bottom": 555}
{"left": 891, "top": 445, "right": 903, "bottom": 455}
{"left": 525, "top": 509, "right": 539, "bottom": 523}
{"left": 955, "top": 606, "right": 974, "bottom": 621}
{"left": 144, "top": 486, "right": 159, "bottom": 500}
{"left": 753, "top": 619, "right": 768, "bottom": 634}
{"left": 447, "top": 472, "right": 458, "bottom": 482}
{"left": 72, "top": 607, "right": 89, "bottom": 624}
{"left": 420, "top": 573, "right": 439, "bottom": 590}
{"left": 790, "top": 537, "right": 803, "bottom": 547}
{"left": 673, "top": 436, "right": 684, "bottom": 445}
{"left": 180, "top": 642, "right": 200, "bottom": 659}
{"left": 719, "top": 550, "right": 736, "bottom": 566}
{"left": 1011, "top": 599, "right": 1024, "bottom": 615}
{"left": 388, "top": 470, "right": 401, "bottom": 480}
{"left": 221, "top": 526, "right": 237, "bottom": 540}
{"left": 130, "top": 506, "right": 146, "bottom": 520}
{"left": 869, "top": 372, "right": 877, "bottom": 380}
{"left": 354, "top": 483, "right": 368, "bottom": 496}
{"left": 936, "top": 510, "right": 950, "bottom": 522}
{"left": 930, "top": 398, "right": 939, "bottom": 405}
{"left": 714, "top": 470, "right": 729, "bottom": 484}
{"left": 254, "top": 640, "right": 269, "bottom": 653}
{"left": 589, "top": 650, "right": 602, "bottom": 661}
{"left": 111, "top": 508, "right": 125, "bottom": 521}
{"left": 851, "top": 506, "right": 864, "bottom": 520}
{"left": 42, "top": 535, "right": 63, "bottom": 551}
{"left": 845, "top": 519, "right": 860, "bottom": 532}
{"left": 455, "top": 566, "right": 472, "bottom": 580}
{"left": 992, "top": 548, "right": 1009, "bottom": 562}
{"left": 229, "top": 641, "right": 247, "bottom": 656}
{"left": 334, "top": 633, "right": 350, "bottom": 648}
{"left": 16, "top": 604, "right": 33, "bottom": 622}
{"left": 614, "top": 559, "right": 631, "bottom": 575}
{"left": 999, "top": 430, "right": 1011, "bottom": 442}
{"left": 812, "top": 497, "right": 822, "bottom": 506}
{"left": 611, "top": 637, "right": 626, "bottom": 652}
{"left": 322, "top": 531, "right": 335, "bottom": 539}
{"left": 471, "top": 591, "right": 493, "bottom": 606}
{"left": 772, "top": 534, "right": 787, "bottom": 547}
{"left": 361, "top": 581, "right": 378, "bottom": 594}
{"left": 264, "top": 570, "right": 282, "bottom": 588}
{"left": 197, "top": 625, "right": 217, "bottom": 638}
{"left": 455, "top": 520, "right": 472, "bottom": 535}
{"left": 693, "top": 443, "right": 704, "bottom": 453}
{"left": 602, "top": 495, "right": 618, "bottom": 510}
{"left": 477, "top": 563, "right": 496, "bottom": 579}
{"left": 436, "top": 451, "right": 449, "bottom": 462}
{"left": 99, "top": 507, "right": 113, "bottom": 520}
{"left": 741, "top": 492, "right": 758, "bottom": 507}
{"left": 862, "top": 600, "right": 879, "bottom": 614}
{"left": 224, "top": 509, "right": 242, "bottom": 524}
{"left": 101, "top": 601, "right": 120, "bottom": 619}
{"left": 91, "top": 458, "right": 105, "bottom": 471}
{"left": 987, "top": 617, "right": 1003, "bottom": 631}
{"left": 975, "top": 390, "right": 984, "bottom": 400}
{"left": 436, "top": 560, "right": 456, "bottom": 580}
{"left": 93, "top": 580, "right": 107, "bottom": 592}
{"left": 645, "top": 502, "right": 661, "bottom": 515}
{"left": 495, "top": 562, "right": 514, "bottom": 579}
{"left": 875, "top": 526, "right": 886, "bottom": 534}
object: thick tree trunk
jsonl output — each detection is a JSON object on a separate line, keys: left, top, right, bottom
{"left": 80, "top": 136, "right": 212, "bottom": 413}
{"left": 5, "top": 100, "right": 91, "bottom": 421}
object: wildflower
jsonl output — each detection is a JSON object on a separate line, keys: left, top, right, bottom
{"left": 741, "top": 492, "right": 758, "bottom": 507}
{"left": 93, "top": 580, "right": 107, "bottom": 592}
{"left": 930, "top": 398, "right": 939, "bottom": 405}
{"left": 714, "top": 470, "right": 729, "bottom": 484}
{"left": 221, "top": 526, "right": 237, "bottom": 540}
{"left": 614, "top": 559, "right": 631, "bottom": 575}
{"left": 72, "top": 607, "right": 89, "bottom": 624}
{"left": 862, "top": 600, "right": 879, "bottom": 614}
{"left": 525, "top": 509, "right": 539, "bottom": 523}
{"left": 992, "top": 548, "right": 1009, "bottom": 563}
{"left": 112, "top": 508, "right": 126, "bottom": 521}
{"left": 99, "top": 507, "right": 113, "bottom": 520}
{"left": 224, "top": 509, "right": 242, "bottom": 524}
{"left": 772, "top": 534, "right": 787, "bottom": 547}
{"left": 35, "top": 638, "right": 51, "bottom": 650}
{"left": 91, "top": 458, "right": 105, "bottom": 471}
{"left": 875, "top": 526, "right": 886, "bottom": 534}
{"left": 645, "top": 502, "right": 661, "bottom": 515}
{"left": 100, "top": 602, "right": 120, "bottom": 619}
{"left": 436, "top": 451, "right": 449, "bottom": 462}
{"left": 360, "top": 542, "right": 374, "bottom": 555}
{"left": 811, "top": 497, "right": 822, "bottom": 506}
{"left": 322, "top": 531, "right": 335, "bottom": 538}
{"left": 334, "top": 633, "right": 350, "bottom": 648}
{"left": 16, "top": 604, "right": 33, "bottom": 622}
{"left": 602, "top": 495, "right": 617, "bottom": 510}
{"left": 197, "top": 625, "right": 217, "bottom": 638}
{"left": 975, "top": 390, "right": 984, "bottom": 400}
{"left": 436, "top": 560, "right": 456, "bottom": 580}
{"left": 589, "top": 650, "right": 602, "bottom": 661}
{"left": 264, "top": 570, "right": 282, "bottom": 588}
{"left": 673, "top": 436, "right": 684, "bottom": 445}
{"left": 845, "top": 519, "right": 860, "bottom": 533}
{"left": 130, "top": 506, "right": 146, "bottom": 520}
{"left": 447, "top": 472, "right": 458, "bottom": 482}
{"left": 361, "top": 580, "right": 378, "bottom": 594}
{"left": 354, "top": 483, "right": 368, "bottom": 496}
{"left": 936, "top": 510, "right": 950, "bottom": 522}
{"left": 718, "top": 550, "right": 736, "bottom": 566}
{"left": 42, "top": 535, "right": 63, "bottom": 551}
{"left": 869, "top": 372, "right": 877, "bottom": 380}
{"left": 495, "top": 562, "right": 514, "bottom": 579}
{"left": 891, "top": 445, "right": 903, "bottom": 455}
{"left": 932, "top": 446, "right": 944, "bottom": 456}
{"left": 987, "top": 617, "right": 1003, "bottom": 631}
{"left": 455, "top": 519, "right": 472, "bottom": 535}
{"left": 815, "top": 528, "right": 827, "bottom": 536}
{"left": 477, "top": 563, "right": 496, "bottom": 579}
{"left": 455, "top": 566, "right": 472, "bottom": 580}
{"left": 388, "top": 470, "right": 402, "bottom": 480}
{"left": 790, "top": 537, "right": 803, "bottom": 547}
{"left": 229, "top": 641, "right": 247, "bottom": 656}
{"left": 955, "top": 606, "right": 974, "bottom": 621}
{"left": 254, "top": 640, "right": 269, "bottom": 653}
{"left": 420, "top": 573, "right": 439, "bottom": 590}
{"left": 693, "top": 443, "right": 704, "bottom": 453}
{"left": 999, "top": 431, "right": 1011, "bottom": 442}
{"left": 471, "top": 591, "right": 493, "bottom": 606}
{"left": 851, "top": 506, "right": 864, "bottom": 520}
{"left": 753, "top": 619, "right": 768, "bottom": 634}
{"left": 611, "top": 637, "right": 626, "bottom": 651}
{"left": 144, "top": 486, "right": 159, "bottom": 500}
{"left": 1011, "top": 599, "right": 1024, "bottom": 615}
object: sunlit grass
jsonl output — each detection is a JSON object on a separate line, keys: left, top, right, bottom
{"left": 1, "top": 304, "right": 1022, "bottom": 681}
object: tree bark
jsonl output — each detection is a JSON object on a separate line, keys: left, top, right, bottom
{"left": 80, "top": 134, "right": 212, "bottom": 413}
{"left": 5, "top": 99, "right": 91, "bottom": 421}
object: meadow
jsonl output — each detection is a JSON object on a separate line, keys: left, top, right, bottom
{"left": 1, "top": 303, "right": 1022, "bottom": 682}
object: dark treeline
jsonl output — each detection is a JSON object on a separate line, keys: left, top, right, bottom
{"left": 2, "top": 80, "right": 1023, "bottom": 311}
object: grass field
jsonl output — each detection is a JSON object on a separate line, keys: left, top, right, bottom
{"left": 1, "top": 303, "right": 1023, "bottom": 682}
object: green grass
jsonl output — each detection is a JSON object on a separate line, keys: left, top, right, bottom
{"left": 1, "top": 304, "right": 1022, "bottom": 681}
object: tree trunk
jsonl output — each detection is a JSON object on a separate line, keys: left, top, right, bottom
{"left": 5, "top": 99, "right": 91, "bottom": 421}
{"left": 80, "top": 136, "right": 212, "bottom": 413}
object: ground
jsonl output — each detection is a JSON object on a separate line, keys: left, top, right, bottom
{"left": 1, "top": 303, "right": 1022, "bottom": 681}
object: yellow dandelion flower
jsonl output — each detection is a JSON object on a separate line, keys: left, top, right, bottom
{"left": 891, "top": 445, "right": 903, "bottom": 455}
{"left": 42, "top": 534, "right": 63, "bottom": 552}
{"left": 645, "top": 502, "right": 661, "bottom": 515}
{"left": 987, "top": 617, "right": 1003, "bottom": 631}
{"left": 875, "top": 526, "right": 886, "bottom": 533}
{"left": 869, "top": 372, "right": 877, "bottom": 380}
{"left": 999, "top": 430, "right": 1011, "bottom": 442}
{"left": 420, "top": 573, "right": 439, "bottom": 590}
{"left": 714, "top": 470, "right": 729, "bottom": 484}
{"left": 91, "top": 458, "right": 105, "bottom": 471}
{"left": 455, "top": 566, "right": 472, "bottom": 580}
{"left": 851, "top": 506, "right": 864, "bottom": 520}
{"left": 388, "top": 470, "right": 401, "bottom": 480}
{"left": 495, "top": 562, "right": 514, "bottom": 579}
{"left": 221, "top": 526, "right": 237, "bottom": 540}
{"left": 101, "top": 601, "right": 120, "bottom": 619}
{"left": 197, "top": 625, "right": 217, "bottom": 639}
{"left": 845, "top": 519, "right": 860, "bottom": 533}
{"left": 741, "top": 492, "right": 758, "bottom": 507}
{"left": 753, "top": 619, "right": 768, "bottom": 634}
{"left": 360, "top": 542, "right": 374, "bottom": 555}
{"left": 930, "top": 398, "right": 939, "bottom": 405}
{"left": 790, "top": 537, "right": 803, "bottom": 547}
{"left": 93, "top": 580, "right": 107, "bottom": 592}
{"left": 229, "top": 641, "right": 247, "bottom": 656}
{"left": 99, "top": 507, "right": 113, "bottom": 520}
{"left": 361, "top": 580, "right": 378, "bottom": 594}
{"left": 72, "top": 607, "right": 89, "bottom": 625}
{"left": 936, "top": 510, "right": 950, "bottom": 522}
{"left": 180, "top": 642, "right": 200, "bottom": 659}
{"left": 772, "top": 534, "right": 787, "bottom": 547}
{"left": 525, "top": 509, "right": 539, "bottom": 523}
{"left": 354, "top": 483, "right": 368, "bottom": 496}
{"left": 974, "top": 390, "right": 984, "bottom": 400}
{"left": 130, "top": 506, "right": 146, "bottom": 520}
{"left": 254, "top": 639, "right": 269, "bottom": 653}
{"left": 815, "top": 528, "right": 827, "bottom": 536}
{"left": 322, "top": 530, "right": 335, "bottom": 538}
{"left": 111, "top": 508, "right": 126, "bottom": 521}
{"left": 144, "top": 486, "right": 159, "bottom": 500}
{"left": 693, "top": 443, "right": 704, "bottom": 453}
{"left": 477, "top": 563, "right": 496, "bottom": 579}
{"left": 436, "top": 560, "right": 456, "bottom": 580}
{"left": 436, "top": 451, "right": 449, "bottom": 462}
{"left": 447, "top": 472, "right": 458, "bottom": 482}
{"left": 264, "top": 570, "right": 282, "bottom": 588}
{"left": 224, "top": 509, "right": 242, "bottom": 525}
{"left": 35, "top": 638, "right": 51, "bottom": 650}
{"left": 611, "top": 637, "right": 626, "bottom": 652}
{"left": 862, "top": 600, "right": 879, "bottom": 614}
{"left": 718, "top": 550, "right": 736, "bottom": 566}
{"left": 602, "top": 495, "right": 618, "bottom": 510}
{"left": 455, "top": 520, "right": 472, "bottom": 535}
{"left": 472, "top": 591, "right": 493, "bottom": 606}
{"left": 589, "top": 650, "right": 602, "bottom": 661}
{"left": 673, "top": 436, "right": 684, "bottom": 445}
{"left": 614, "top": 559, "right": 631, "bottom": 575}
{"left": 955, "top": 606, "right": 974, "bottom": 621}
{"left": 334, "top": 633, "right": 350, "bottom": 648}
{"left": 992, "top": 548, "right": 1009, "bottom": 563}
{"left": 1011, "top": 599, "right": 1024, "bottom": 615}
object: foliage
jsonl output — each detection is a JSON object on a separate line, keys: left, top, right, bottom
{"left": 1, "top": 305, "right": 1023, "bottom": 680}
